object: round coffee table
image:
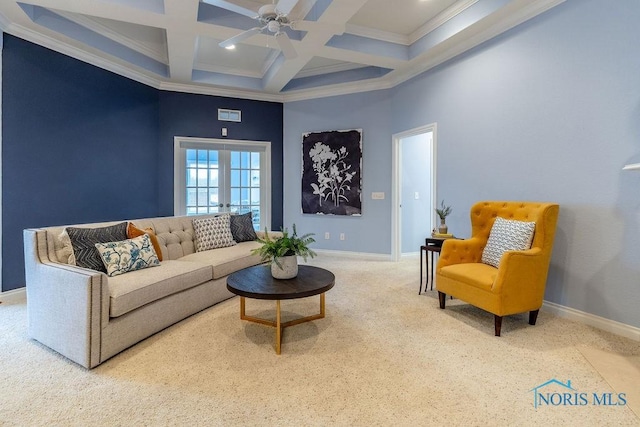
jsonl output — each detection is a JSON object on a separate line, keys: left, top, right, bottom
{"left": 226, "top": 265, "right": 335, "bottom": 354}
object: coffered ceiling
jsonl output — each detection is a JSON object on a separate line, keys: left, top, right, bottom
{"left": 0, "top": 0, "right": 564, "bottom": 101}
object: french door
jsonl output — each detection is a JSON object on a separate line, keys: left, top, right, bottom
{"left": 174, "top": 137, "right": 271, "bottom": 230}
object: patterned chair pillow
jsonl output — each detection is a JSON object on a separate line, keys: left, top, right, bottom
{"left": 67, "top": 222, "right": 128, "bottom": 272}
{"left": 193, "top": 214, "right": 237, "bottom": 252}
{"left": 230, "top": 212, "right": 258, "bottom": 242}
{"left": 95, "top": 234, "right": 160, "bottom": 277}
{"left": 481, "top": 217, "right": 535, "bottom": 268}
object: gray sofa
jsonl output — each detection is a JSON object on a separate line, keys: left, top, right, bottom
{"left": 23, "top": 214, "right": 267, "bottom": 369}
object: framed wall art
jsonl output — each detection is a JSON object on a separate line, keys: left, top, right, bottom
{"left": 301, "top": 129, "right": 362, "bottom": 216}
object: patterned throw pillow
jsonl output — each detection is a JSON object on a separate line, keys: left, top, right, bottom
{"left": 193, "top": 214, "right": 237, "bottom": 252}
{"left": 95, "top": 234, "right": 160, "bottom": 277}
{"left": 230, "top": 212, "right": 258, "bottom": 242}
{"left": 481, "top": 217, "right": 536, "bottom": 268}
{"left": 67, "top": 222, "right": 128, "bottom": 272}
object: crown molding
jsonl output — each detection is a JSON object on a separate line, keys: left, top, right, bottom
{"left": 344, "top": 24, "right": 409, "bottom": 45}
{"left": 409, "top": 0, "right": 480, "bottom": 44}
{"left": 193, "top": 61, "right": 264, "bottom": 79}
{"left": 159, "top": 80, "right": 284, "bottom": 103}
{"left": 282, "top": 76, "right": 392, "bottom": 102}
{"left": 295, "top": 62, "right": 365, "bottom": 79}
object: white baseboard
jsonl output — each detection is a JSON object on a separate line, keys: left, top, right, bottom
{"left": 542, "top": 300, "right": 640, "bottom": 342}
{"left": 0, "top": 287, "right": 26, "bottom": 303}
{"left": 314, "top": 249, "right": 392, "bottom": 261}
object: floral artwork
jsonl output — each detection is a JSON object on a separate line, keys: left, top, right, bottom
{"left": 302, "top": 129, "right": 362, "bottom": 216}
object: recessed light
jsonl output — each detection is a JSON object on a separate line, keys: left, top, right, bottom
{"left": 225, "top": 45, "right": 236, "bottom": 50}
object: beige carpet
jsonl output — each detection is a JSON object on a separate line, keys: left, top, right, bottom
{"left": 1, "top": 256, "right": 639, "bottom": 426}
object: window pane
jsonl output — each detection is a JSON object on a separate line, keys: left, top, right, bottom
{"left": 240, "top": 170, "right": 250, "bottom": 187}
{"left": 209, "top": 188, "right": 219, "bottom": 206}
{"left": 197, "top": 207, "right": 208, "bottom": 214}
{"left": 231, "top": 188, "right": 240, "bottom": 206}
{"left": 231, "top": 170, "right": 240, "bottom": 187}
{"left": 198, "top": 189, "right": 208, "bottom": 206}
{"left": 251, "top": 152, "right": 260, "bottom": 169}
{"left": 209, "top": 151, "right": 219, "bottom": 168}
{"left": 187, "top": 207, "right": 197, "bottom": 215}
{"left": 187, "top": 188, "right": 197, "bottom": 206}
{"left": 251, "top": 188, "right": 260, "bottom": 204}
{"left": 241, "top": 188, "right": 249, "bottom": 204}
{"left": 187, "top": 150, "right": 197, "bottom": 168}
{"left": 197, "top": 169, "right": 208, "bottom": 187}
{"left": 230, "top": 151, "right": 240, "bottom": 168}
{"left": 250, "top": 170, "right": 260, "bottom": 187}
{"left": 187, "top": 168, "right": 197, "bottom": 186}
{"left": 197, "top": 150, "right": 208, "bottom": 168}
{"left": 240, "top": 152, "right": 250, "bottom": 168}
{"left": 209, "top": 169, "right": 218, "bottom": 187}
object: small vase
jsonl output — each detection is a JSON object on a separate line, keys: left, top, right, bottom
{"left": 271, "top": 255, "right": 298, "bottom": 279}
{"left": 438, "top": 219, "right": 448, "bottom": 234}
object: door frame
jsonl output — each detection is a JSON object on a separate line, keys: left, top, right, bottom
{"left": 173, "top": 136, "right": 271, "bottom": 229}
{"left": 391, "top": 123, "right": 437, "bottom": 261}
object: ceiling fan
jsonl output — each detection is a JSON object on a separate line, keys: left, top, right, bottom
{"left": 204, "top": 0, "right": 317, "bottom": 60}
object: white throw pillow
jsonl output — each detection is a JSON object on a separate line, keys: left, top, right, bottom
{"left": 193, "top": 214, "right": 237, "bottom": 252}
{"left": 95, "top": 234, "right": 160, "bottom": 277}
{"left": 481, "top": 217, "right": 535, "bottom": 268}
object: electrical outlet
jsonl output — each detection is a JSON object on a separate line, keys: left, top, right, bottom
{"left": 340, "top": 233, "right": 345, "bottom": 241}
{"left": 372, "top": 192, "right": 385, "bottom": 200}
{"left": 325, "top": 232, "right": 330, "bottom": 240}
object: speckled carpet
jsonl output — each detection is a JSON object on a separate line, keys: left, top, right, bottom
{"left": 1, "top": 255, "right": 638, "bottom": 426}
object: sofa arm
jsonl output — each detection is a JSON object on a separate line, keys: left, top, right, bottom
{"left": 436, "top": 237, "right": 485, "bottom": 270}
{"left": 24, "top": 229, "right": 108, "bottom": 369}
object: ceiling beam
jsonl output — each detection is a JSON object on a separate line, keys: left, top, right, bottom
{"left": 164, "top": 0, "right": 199, "bottom": 82}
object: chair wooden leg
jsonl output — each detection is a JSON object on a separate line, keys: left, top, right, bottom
{"left": 494, "top": 315, "right": 502, "bottom": 336}
{"left": 529, "top": 309, "right": 539, "bottom": 326}
{"left": 438, "top": 292, "right": 446, "bottom": 309}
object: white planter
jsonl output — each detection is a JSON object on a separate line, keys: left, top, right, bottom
{"left": 271, "top": 255, "right": 298, "bottom": 279}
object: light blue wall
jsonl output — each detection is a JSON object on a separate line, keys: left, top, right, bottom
{"left": 401, "top": 133, "right": 432, "bottom": 253}
{"left": 283, "top": 90, "right": 392, "bottom": 254}
{"left": 283, "top": 0, "right": 640, "bottom": 327}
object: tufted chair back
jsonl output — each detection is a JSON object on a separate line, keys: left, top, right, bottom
{"left": 470, "top": 201, "right": 558, "bottom": 262}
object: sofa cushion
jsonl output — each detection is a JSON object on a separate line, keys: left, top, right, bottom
{"left": 481, "top": 217, "right": 535, "bottom": 268}
{"left": 56, "top": 229, "right": 76, "bottom": 265}
{"left": 230, "top": 212, "right": 258, "bottom": 242}
{"left": 179, "top": 240, "right": 263, "bottom": 279}
{"left": 193, "top": 214, "right": 236, "bottom": 252}
{"left": 95, "top": 234, "right": 160, "bottom": 277}
{"left": 108, "top": 260, "right": 213, "bottom": 317}
{"left": 67, "top": 222, "right": 128, "bottom": 272}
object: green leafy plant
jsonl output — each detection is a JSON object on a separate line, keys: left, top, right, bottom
{"left": 435, "top": 200, "right": 452, "bottom": 220}
{"left": 251, "top": 224, "right": 317, "bottom": 268}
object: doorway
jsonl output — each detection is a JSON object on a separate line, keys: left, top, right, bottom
{"left": 391, "top": 124, "right": 436, "bottom": 261}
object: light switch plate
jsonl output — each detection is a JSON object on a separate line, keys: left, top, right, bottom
{"left": 371, "top": 192, "right": 385, "bottom": 200}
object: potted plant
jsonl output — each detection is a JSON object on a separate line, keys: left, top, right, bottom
{"left": 252, "top": 224, "right": 317, "bottom": 279}
{"left": 435, "top": 200, "right": 452, "bottom": 234}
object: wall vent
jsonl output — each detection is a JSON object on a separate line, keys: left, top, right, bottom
{"left": 218, "top": 108, "right": 241, "bottom": 122}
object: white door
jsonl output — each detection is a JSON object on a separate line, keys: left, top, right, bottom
{"left": 174, "top": 137, "right": 271, "bottom": 230}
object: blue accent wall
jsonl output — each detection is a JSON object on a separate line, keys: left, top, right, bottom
{"left": 2, "top": 34, "right": 284, "bottom": 291}
{"left": 157, "top": 91, "right": 283, "bottom": 227}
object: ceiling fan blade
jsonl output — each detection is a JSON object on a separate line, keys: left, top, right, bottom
{"left": 219, "top": 27, "right": 263, "bottom": 48}
{"left": 275, "top": 0, "right": 300, "bottom": 16}
{"left": 275, "top": 32, "right": 297, "bottom": 60}
{"left": 201, "top": 0, "right": 258, "bottom": 19}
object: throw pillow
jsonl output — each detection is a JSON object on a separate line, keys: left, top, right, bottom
{"left": 230, "top": 212, "right": 258, "bottom": 242}
{"left": 481, "top": 217, "right": 535, "bottom": 268}
{"left": 67, "top": 222, "right": 128, "bottom": 272}
{"left": 193, "top": 214, "right": 236, "bottom": 252}
{"left": 95, "top": 234, "right": 160, "bottom": 277}
{"left": 127, "top": 222, "right": 163, "bottom": 261}
{"left": 56, "top": 229, "right": 77, "bottom": 265}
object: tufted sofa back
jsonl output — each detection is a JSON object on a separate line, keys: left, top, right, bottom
{"left": 43, "top": 214, "right": 222, "bottom": 264}
{"left": 470, "top": 201, "right": 559, "bottom": 258}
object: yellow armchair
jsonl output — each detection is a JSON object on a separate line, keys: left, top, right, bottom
{"left": 435, "top": 201, "right": 559, "bottom": 336}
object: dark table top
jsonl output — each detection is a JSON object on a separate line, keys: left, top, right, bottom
{"left": 226, "top": 265, "right": 335, "bottom": 300}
